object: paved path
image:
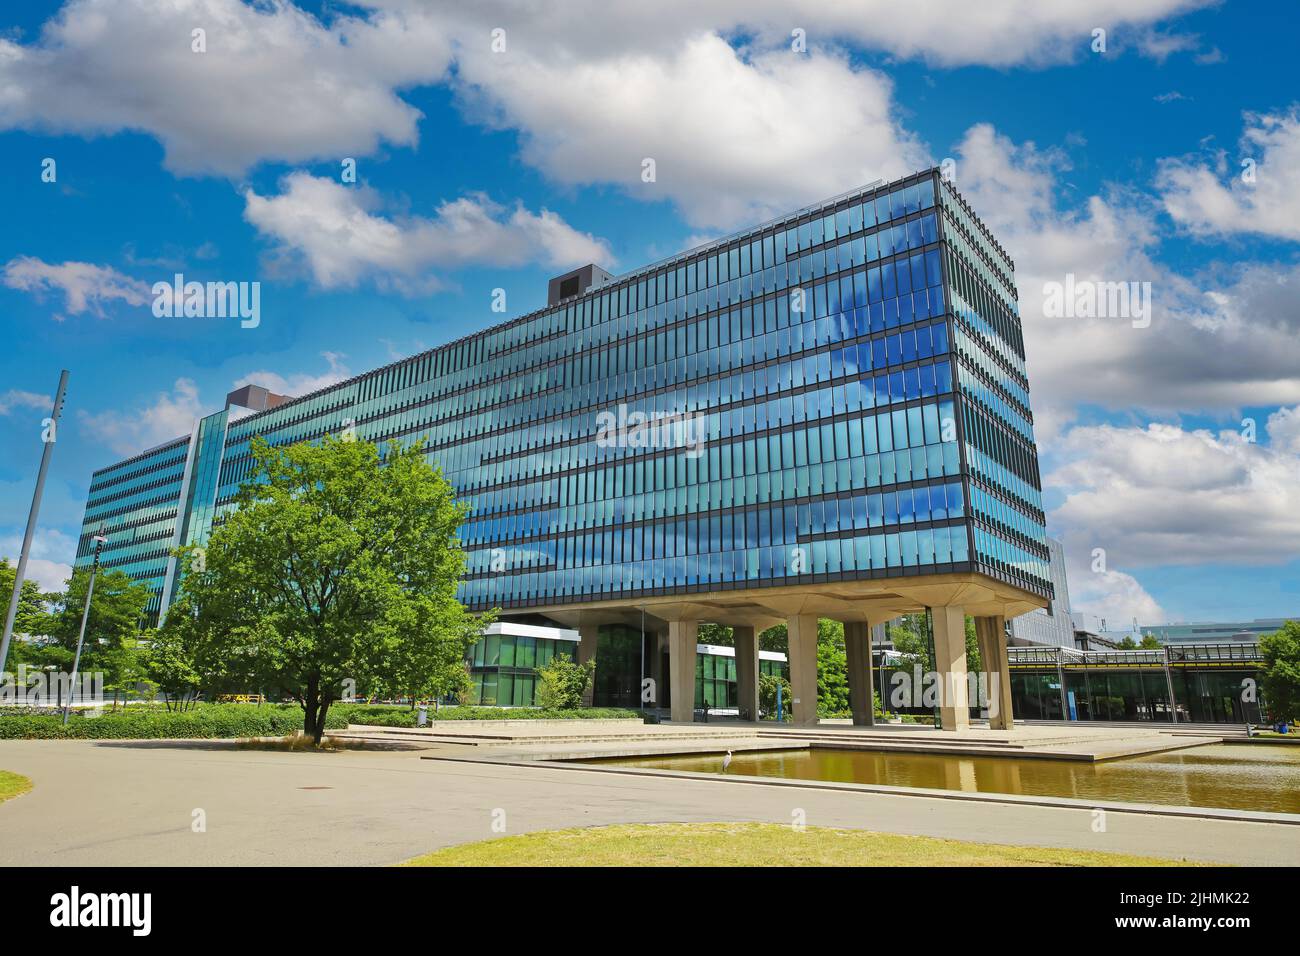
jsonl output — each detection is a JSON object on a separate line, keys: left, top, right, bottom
{"left": 1, "top": 740, "right": 1296, "bottom": 865}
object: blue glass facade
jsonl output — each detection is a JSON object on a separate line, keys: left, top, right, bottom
{"left": 75, "top": 170, "right": 1051, "bottom": 624}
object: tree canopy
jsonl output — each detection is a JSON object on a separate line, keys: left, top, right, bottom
{"left": 165, "top": 435, "right": 488, "bottom": 741}
{"left": 1260, "top": 620, "right": 1300, "bottom": 724}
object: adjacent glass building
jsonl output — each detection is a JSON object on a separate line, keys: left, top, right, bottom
{"left": 75, "top": 170, "right": 1051, "bottom": 722}
{"left": 1005, "top": 642, "right": 1265, "bottom": 724}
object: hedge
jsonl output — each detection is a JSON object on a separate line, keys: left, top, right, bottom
{"left": 0, "top": 703, "right": 346, "bottom": 740}
{"left": 332, "top": 704, "right": 642, "bottom": 727}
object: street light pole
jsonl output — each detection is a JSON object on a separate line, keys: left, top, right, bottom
{"left": 0, "top": 370, "right": 70, "bottom": 678}
{"left": 62, "top": 534, "right": 107, "bottom": 726}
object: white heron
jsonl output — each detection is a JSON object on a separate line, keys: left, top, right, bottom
{"left": 721, "top": 750, "right": 733, "bottom": 772}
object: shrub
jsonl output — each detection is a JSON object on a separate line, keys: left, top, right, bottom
{"left": 0, "top": 703, "right": 346, "bottom": 740}
{"left": 534, "top": 654, "right": 594, "bottom": 709}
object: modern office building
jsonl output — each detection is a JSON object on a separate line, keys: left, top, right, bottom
{"left": 76, "top": 168, "right": 1051, "bottom": 729}
{"left": 1006, "top": 536, "right": 1074, "bottom": 648}
{"left": 1005, "top": 641, "right": 1265, "bottom": 724}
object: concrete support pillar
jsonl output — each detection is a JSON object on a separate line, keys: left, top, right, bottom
{"left": 733, "top": 626, "right": 758, "bottom": 722}
{"left": 668, "top": 620, "right": 698, "bottom": 723}
{"left": 844, "top": 621, "right": 876, "bottom": 726}
{"left": 786, "top": 614, "right": 820, "bottom": 726}
{"left": 930, "top": 605, "right": 969, "bottom": 732}
{"left": 975, "top": 615, "right": 1014, "bottom": 730}
{"left": 577, "top": 623, "right": 598, "bottom": 707}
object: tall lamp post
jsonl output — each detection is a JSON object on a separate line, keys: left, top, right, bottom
{"left": 62, "top": 533, "right": 107, "bottom": 726}
{"left": 0, "top": 369, "right": 70, "bottom": 678}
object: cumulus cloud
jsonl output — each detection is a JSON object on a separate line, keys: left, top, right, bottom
{"left": 1066, "top": 565, "right": 1167, "bottom": 631}
{"left": 949, "top": 123, "right": 1300, "bottom": 439}
{"left": 453, "top": 31, "right": 928, "bottom": 230}
{"left": 243, "top": 173, "right": 612, "bottom": 291}
{"left": 0, "top": 0, "right": 1210, "bottom": 202}
{"left": 1047, "top": 416, "right": 1300, "bottom": 571}
{"left": 0, "top": 0, "right": 451, "bottom": 176}
{"left": 78, "top": 378, "right": 205, "bottom": 455}
{"left": 1265, "top": 405, "right": 1300, "bottom": 455}
{"left": 2, "top": 256, "right": 150, "bottom": 318}
{"left": 1156, "top": 105, "right": 1300, "bottom": 241}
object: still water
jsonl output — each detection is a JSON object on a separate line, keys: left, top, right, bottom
{"left": 594, "top": 744, "right": 1300, "bottom": 814}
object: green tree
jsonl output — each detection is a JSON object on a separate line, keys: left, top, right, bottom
{"left": 0, "top": 557, "right": 56, "bottom": 678}
{"left": 1259, "top": 620, "right": 1300, "bottom": 724}
{"left": 815, "top": 620, "right": 849, "bottom": 718}
{"left": 148, "top": 618, "right": 203, "bottom": 710}
{"left": 1139, "top": 633, "right": 1162, "bottom": 650}
{"left": 534, "top": 653, "right": 594, "bottom": 709}
{"left": 1117, "top": 636, "right": 1138, "bottom": 650}
{"left": 40, "top": 566, "right": 151, "bottom": 698}
{"left": 174, "top": 435, "right": 486, "bottom": 743}
{"left": 0, "top": 557, "right": 50, "bottom": 637}
{"left": 697, "top": 622, "right": 732, "bottom": 646}
{"left": 102, "top": 634, "right": 157, "bottom": 710}
{"left": 381, "top": 603, "right": 493, "bottom": 707}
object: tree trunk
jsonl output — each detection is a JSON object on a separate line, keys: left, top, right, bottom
{"left": 303, "top": 673, "right": 319, "bottom": 742}
{"left": 314, "top": 698, "right": 331, "bottom": 746}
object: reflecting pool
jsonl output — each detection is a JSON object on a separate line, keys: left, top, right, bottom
{"left": 590, "top": 744, "right": 1300, "bottom": 814}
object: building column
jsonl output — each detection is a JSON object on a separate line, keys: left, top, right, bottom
{"left": 975, "top": 615, "right": 1014, "bottom": 730}
{"left": 844, "top": 621, "right": 876, "bottom": 726}
{"left": 577, "top": 623, "right": 598, "bottom": 708}
{"left": 668, "top": 620, "right": 698, "bottom": 723}
{"left": 786, "top": 614, "right": 819, "bottom": 726}
{"left": 733, "top": 626, "right": 759, "bottom": 722}
{"left": 930, "top": 605, "right": 969, "bottom": 732}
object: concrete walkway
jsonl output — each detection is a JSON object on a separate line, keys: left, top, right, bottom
{"left": 330, "top": 718, "right": 1230, "bottom": 762}
{"left": 1, "top": 739, "right": 1296, "bottom": 866}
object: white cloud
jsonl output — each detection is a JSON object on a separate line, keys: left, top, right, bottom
{"left": 1065, "top": 564, "right": 1167, "bottom": 631}
{"left": 423, "top": 1, "right": 1213, "bottom": 69}
{"left": 1266, "top": 405, "right": 1300, "bottom": 455}
{"left": 2, "top": 256, "right": 150, "bottom": 318}
{"left": 232, "top": 352, "right": 351, "bottom": 401}
{"left": 0, "top": 0, "right": 452, "bottom": 176}
{"left": 1157, "top": 105, "right": 1300, "bottom": 241}
{"left": 0, "top": 0, "right": 1210, "bottom": 189}
{"left": 950, "top": 123, "right": 1300, "bottom": 439}
{"left": 0, "top": 390, "right": 50, "bottom": 416}
{"left": 243, "top": 173, "right": 612, "bottom": 291}
{"left": 0, "top": 528, "right": 77, "bottom": 593}
{"left": 1046, "top": 411, "right": 1300, "bottom": 623}
{"left": 1047, "top": 417, "right": 1300, "bottom": 571}
{"left": 78, "top": 378, "right": 205, "bottom": 455}
{"left": 453, "top": 32, "right": 928, "bottom": 230}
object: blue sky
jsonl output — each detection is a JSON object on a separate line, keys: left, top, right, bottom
{"left": 2, "top": 0, "right": 1298, "bottom": 628}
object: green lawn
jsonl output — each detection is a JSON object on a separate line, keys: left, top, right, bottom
{"left": 0, "top": 770, "right": 32, "bottom": 804}
{"left": 403, "top": 822, "right": 1190, "bottom": 867}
